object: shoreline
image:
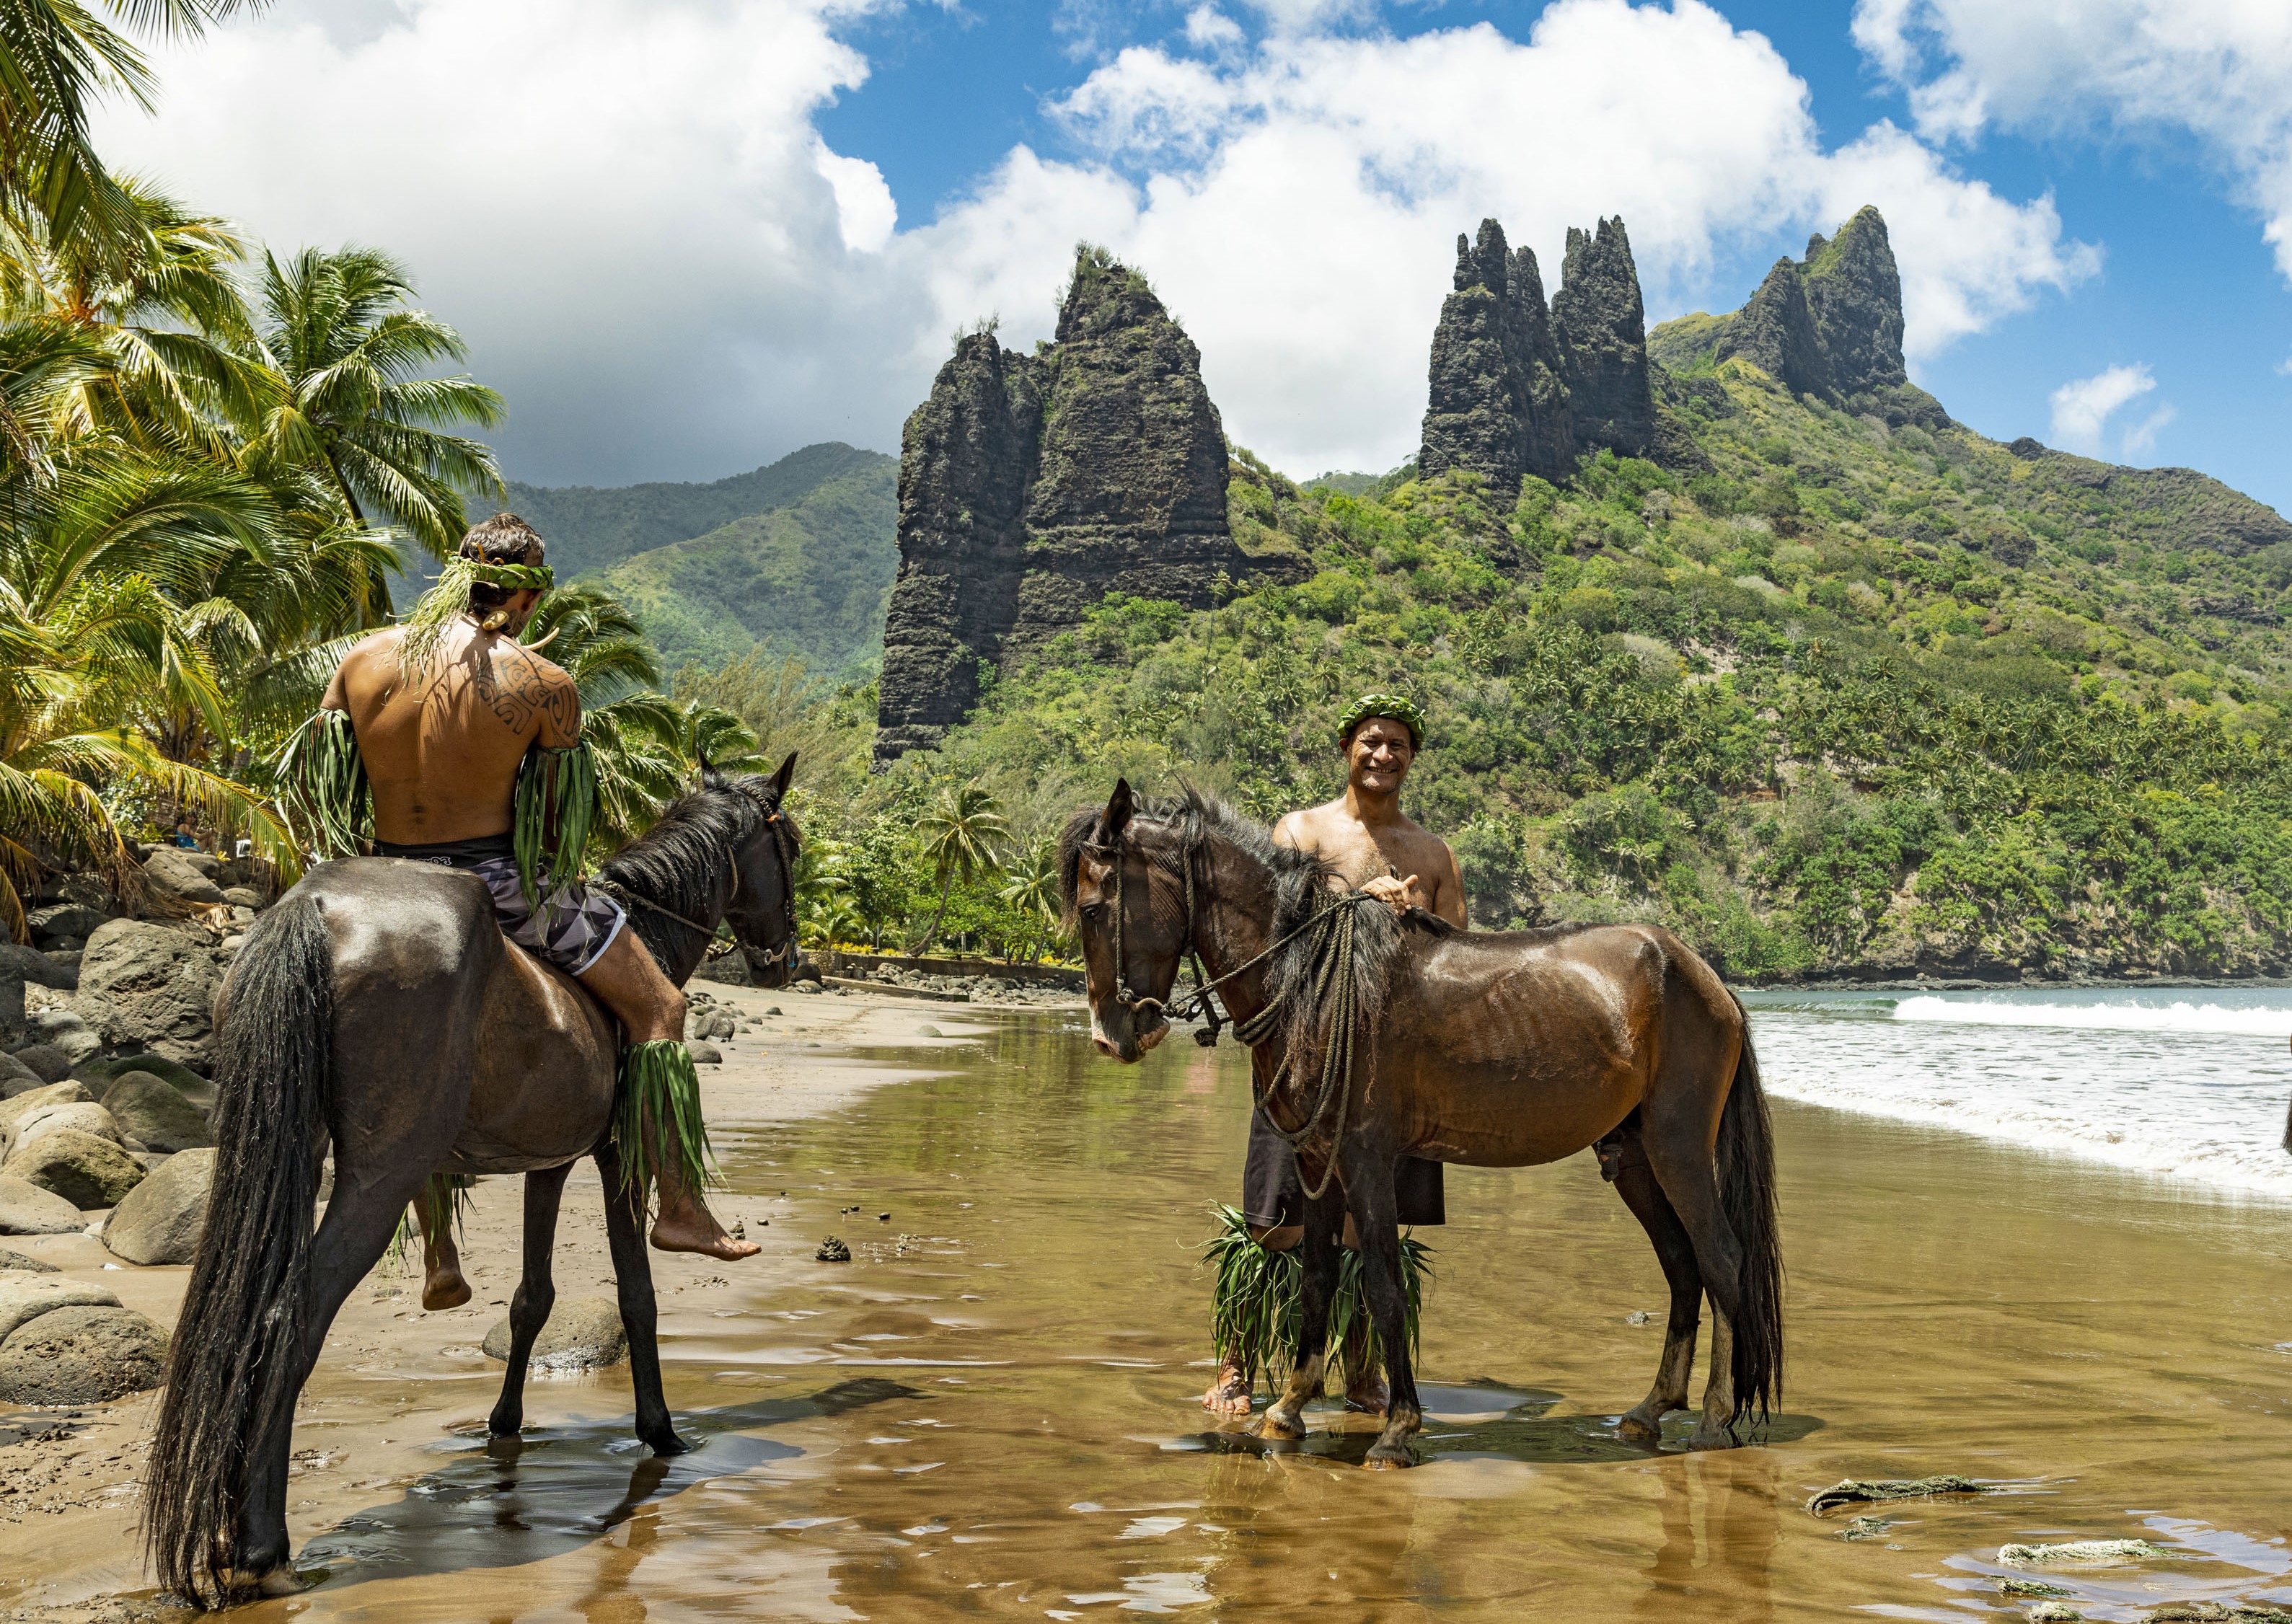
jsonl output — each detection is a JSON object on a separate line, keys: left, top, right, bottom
{"left": 0, "top": 983, "right": 989, "bottom": 1619}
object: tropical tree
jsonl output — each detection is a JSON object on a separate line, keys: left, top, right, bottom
{"left": 240, "top": 246, "right": 503, "bottom": 562}
{"left": 908, "top": 779, "right": 1012, "bottom": 955}
{"left": 998, "top": 835, "right": 1065, "bottom": 962}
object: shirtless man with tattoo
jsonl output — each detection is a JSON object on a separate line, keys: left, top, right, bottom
{"left": 321, "top": 516, "right": 757, "bottom": 1308}
{"left": 1202, "top": 694, "right": 1466, "bottom": 1416}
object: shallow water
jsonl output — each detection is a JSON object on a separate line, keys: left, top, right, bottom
{"left": 219, "top": 1016, "right": 2292, "bottom": 1620}
{"left": 1744, "top": 986, "right": 2292, "bottom": 1199}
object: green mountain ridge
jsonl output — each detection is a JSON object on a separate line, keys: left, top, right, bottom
{"left": 506, "top": 442, "right": 899, "bottom": 676}
{"left": 835, "top": 214, "right": 2292, "bottom": 983}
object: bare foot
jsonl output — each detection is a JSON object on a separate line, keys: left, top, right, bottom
{"left": 1342, "top": 1369, "right": 1388, "bottom": 1415}
{"left": 421, "top": 1266, "right": 470, "bottom": 1312}
{"left": 1200, "top": 1361, "right": 1253, "bottom": 1416}
{"left": 650, "top": 1191, "right": 762, "bottom": 1260}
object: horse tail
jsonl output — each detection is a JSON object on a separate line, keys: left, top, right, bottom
{"left": 1717, "top": 996, "right": 1784, "bottom": 1428}
{"left": 145, "top": 889, "right": 335, "bottom": 1605}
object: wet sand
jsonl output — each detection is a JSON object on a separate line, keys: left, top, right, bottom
{"left": 4, "top": 1005, "right": 2291, "bottom": 1621}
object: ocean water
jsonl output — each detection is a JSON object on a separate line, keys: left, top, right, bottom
{"left": 1740, "top": 985, "right": 2292, "bottom": 1201}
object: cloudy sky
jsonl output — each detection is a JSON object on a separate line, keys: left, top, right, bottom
{"left": 95, "top": 0, "right": 2292, "bottom": 511}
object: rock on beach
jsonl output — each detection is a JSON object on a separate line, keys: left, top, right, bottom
{"left": 103, "top": 1147, "right": 213, "bottom": 1265}
{"left": 480, "top": 1297, "right": 628, "bottom": 1370}
{"left": 0, "top": 1303, "right": 168, "bottom": 1402}
{"left": 8, "top": 1043, "right": 72, "bottom": 1084}
{"left": 4, "top": 1126, "right": 146, "bottom": 1209}
{"left": 101, "top": 1070, "right": 213, "bottom": 1152}
{"left": 142, "top": 847, "right": 226, "bottom": 906}
{"left": 0, "top": 1173, "right": 87, "bottom": 1234}
{"left": 74, "top": 919, "right": 226, "bottom": 1072}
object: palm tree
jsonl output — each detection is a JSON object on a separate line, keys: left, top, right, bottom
{"left": 241, "top": 246, "right": 503, "bottom": 562}
{"left": 998, "top": 835, "right": 1064, "bottom": 961}
{"left": 908, "top": 780, "right": 1012, "bottom": 956}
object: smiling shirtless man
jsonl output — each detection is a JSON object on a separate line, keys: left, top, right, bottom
{"left": 317, "top": 515, "right": 757, "bottom": 1309}
{"left": 1202, "top": 694, "right": 1466, "bottom": 1416}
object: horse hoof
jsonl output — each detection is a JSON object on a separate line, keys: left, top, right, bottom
{"left": 644, "top": 1429, "right": 692, "bottom": 1457}
{"left": 1685, "top": 1427, "right": 1737, "bottom": 1452}
{"left": 1362, "top": 1447, "right": 1414, "bottom": 1470}
{"left": 1256, "top": 1413, "right": 1307, "bottom": 1442}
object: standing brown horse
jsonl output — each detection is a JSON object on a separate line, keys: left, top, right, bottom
{"left": 1061, "top": 782, "right": 1782, "bottom": 1468}
{"left": 142, "top": 759, "right": 801, "bottom": 1606}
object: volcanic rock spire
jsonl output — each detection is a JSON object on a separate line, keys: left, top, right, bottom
{"left": 1551, "top": 216, "right": 1654, "bottom": 461}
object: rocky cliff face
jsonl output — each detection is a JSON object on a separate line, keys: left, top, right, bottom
{"left": 1648, "top": 206, "right": 1946, "bottom": 428}
{"left": 1417, "top": 214, "right": 1656, "bottom": 495}
{"left": 874, "top": 249, "right": 1252, "bottom": 765}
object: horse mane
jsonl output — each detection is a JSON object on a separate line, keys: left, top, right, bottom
{"left": 601, "top": 769, "right": 786, "bottom": 961}
{"left": 1057, "top": 785, "right": 1429, "bottom": 1067}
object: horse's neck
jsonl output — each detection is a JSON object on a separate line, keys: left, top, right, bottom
{"left": 1190, "top": 829, "right": 1284, "bottom": 1030}
{"left": 604, "top": 847, "right": 730, "bottom": 987}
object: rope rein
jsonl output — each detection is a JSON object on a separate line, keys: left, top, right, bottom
{"left": 1096, "top": 819, "right": 1375, "bottom": 1199}
{"left": 597, "top": 806, "right": 798, "bottom": 967}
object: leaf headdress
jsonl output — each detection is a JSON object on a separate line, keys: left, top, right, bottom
{"left": 397, "top": 556, "right": 555, "bottom": 679}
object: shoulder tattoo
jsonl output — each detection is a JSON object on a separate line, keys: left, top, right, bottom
{"left": 474, "top": 648, "right": 576, "bottom": 736}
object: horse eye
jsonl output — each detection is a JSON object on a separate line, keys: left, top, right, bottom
{"left": 1081, "top": 903, "right": 1105, "bottom": 921}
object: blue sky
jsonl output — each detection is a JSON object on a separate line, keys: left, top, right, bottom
{"left": 102, "top": 0, "right": 2292, "bottom": 512}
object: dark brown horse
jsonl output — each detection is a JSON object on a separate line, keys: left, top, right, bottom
{"left": 142, "top": 759, "right": 801, "bottom": 1606}
{"left": 1061, "top": 782, "right": 1782, "bottom": 1468}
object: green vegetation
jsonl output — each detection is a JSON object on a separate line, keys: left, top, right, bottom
{"left": 793, "top": 359, "right": 2292, "bottom": 981}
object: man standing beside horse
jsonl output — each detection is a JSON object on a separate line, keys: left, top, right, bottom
{"left": 1202, "top": 693, "right": 1464, "bottom": 1416}
{"left": 318, "top": 513, "right": 757, "bottom": 1293}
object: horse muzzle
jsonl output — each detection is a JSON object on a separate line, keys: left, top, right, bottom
{"left": 1090, "top": 1002, "right": 1170, "bottom": 1064}
{"left": 744, "top": 941, "right": 798, "bottom": 989}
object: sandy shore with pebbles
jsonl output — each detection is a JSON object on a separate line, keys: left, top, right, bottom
{"left": 0, "top": 981, "right": 1055, "bottom": 1621}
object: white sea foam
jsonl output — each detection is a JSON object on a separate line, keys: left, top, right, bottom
{"left": 1892, "top": 995, "right": 2292, "bottom": 1039}
{"left": 1743, "top": 992, "right": 2292, "bottom": 1201}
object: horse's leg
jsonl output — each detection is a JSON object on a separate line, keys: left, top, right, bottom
{"left": 234, "top": 1164, "right": 433, "bottom": 1592}
{"left": 595, "top": 1139, "right": 688, "bottom": 1455}
{"left": 1605, "top": 1129, "right": 1705, "bottom": 1440}
{"left": 1258, "top": 1180, "right": 1343, "bottom": 1442}
{"left": 488, "top": 1162, "right": 575, "bottom": 1440}
{"left": 1349, "top": 1155, "right": 1421, "bottom": 1470}
{"left": 1691, "top": 1311, "right": 1737, "bottom": 1452}
{"left": 1640, "top": 1100, "right": 1749, "bottom": 1452}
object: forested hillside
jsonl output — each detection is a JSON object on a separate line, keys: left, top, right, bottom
{"left": 805, "top": 371, "right": 2292, "bottom": 981}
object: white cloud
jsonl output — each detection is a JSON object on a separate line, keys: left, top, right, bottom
{"left": 1853, "top": 0, "right": 2292, "bottom": 278}
{"left": 2120, "top": 402, "right": 2175, "bottom": 456}
{"left": 917, "top": 0, "right": 2097, "bottom": 475}
{"left": 2049, "top": 363, "right": 2156, "bottom": 454}
{"left": 99, "top": 0, "right": 2102, "bottom": 488}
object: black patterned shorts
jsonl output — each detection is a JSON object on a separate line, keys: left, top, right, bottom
{"left": 374, "top": 834, "right": 627, "bottom": 976}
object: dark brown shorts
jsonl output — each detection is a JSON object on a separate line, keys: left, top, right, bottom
{"left": 1242, "top": 1107, "right": 1445, "bottom": 1230}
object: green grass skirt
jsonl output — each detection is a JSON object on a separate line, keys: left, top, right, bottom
{"left": 1203, "top": 1203, "right": 1431, "bottom": 1400}
{"left": 613, "top": 1039, "right": 717, "bottom": 1199}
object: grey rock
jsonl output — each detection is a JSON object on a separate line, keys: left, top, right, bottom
{"left": 75, "top": 1051, "right": 213, "bottom": 1110}
{"left": 0, "top": 1249, "right": 56, "bottom": 1272}
{"left": 51, "top": 1025, "right": 101, "bottom": 1062}
{"left": 9, "top": 1043, "right": 71, "bottom": 1083}
{"left": 103, "top": 1147, "right": 214, "bottom": 1265}
{"left": 143, "top": 847, "right": 226, "bottom": 906}
{"left": 689, "top": 1041, "right": 723, "bottom": 1064}
{"left": 75, "top": 919, "right": 225, "bottom": 1071}
{"left": 2, "top": 1100, "right": 123, "bottom": 1161}
{"left": 480, "top": 1296, "right": 627, "bottom": 1370}
{"left": 0, "top": 1173, "right": 82, "bottom": 1233}
{"left": 28, "top": 903, "right": 105, "bottom": 943}
{"left": 4, "top": 1127, "right": 146, "bottom": 1209}
{"left": 0, "top": 1276, "right": 120, "bottom": 1342}
{"left": 874, "top": 247, "right": 1269, "bottom": 765}
{"left": 0, "top": 1050, "right": 38, "bottom": 1090}
{"left": 1419, "top": 219, "right": 1577, "bottom": 494}
{"left": 0, "top": 1303, "right": 168, "bottom": 1402}
{"left": 0, "top": 943, "right": 79, "bottom": 989}
{"left": 101, "top": 1072, "right": 213, "bottom": 1153}
{"left": 1551, "top": 216, "right": 1654, "bottom": 459}
{"left": 0, "top": 1081, "right": 92, "bottom": 1131}
{"left": 28, "top": 1009, "right": 90, "bottom": 1043}
{"left": 220, "top": 886, "right": 264, "bottom": 909}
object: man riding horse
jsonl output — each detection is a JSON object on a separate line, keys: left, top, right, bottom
{"left": 1202, "top": 694, "right": 1463, "bottom": 1416}
{"left": 317, "top": 513, "right": 757, "bottom": 1282}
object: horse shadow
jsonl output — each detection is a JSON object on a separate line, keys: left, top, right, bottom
{"left": 285, "top": 1376, "right": 919, "bottom": 1594}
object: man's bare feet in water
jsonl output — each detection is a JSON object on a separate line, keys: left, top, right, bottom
{"left": 1201, "top": 1359, "right": 1253, "bottom": 1416}
{"left": 650, "top": 1179, "right": 762, "bottom": 1261}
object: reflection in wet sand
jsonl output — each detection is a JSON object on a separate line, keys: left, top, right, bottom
{"left": 91, "top": 1015, "right": 2292, "bottom": 1620}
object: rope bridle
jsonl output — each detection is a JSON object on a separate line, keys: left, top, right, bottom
{"left": 1092, "top": 816, "right": 1375, "bottom": 1199}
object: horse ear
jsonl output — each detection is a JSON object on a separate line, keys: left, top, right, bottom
{"left": 769, "top": 751, "right": 798, "bottom": 800}
{"left": 697, "top": 751, "right": 727, "bottom": 791}
{"left": 1103, "top": 778, "right": 1134, "bottom": 838}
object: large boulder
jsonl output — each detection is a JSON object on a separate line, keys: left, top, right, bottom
{"left": 481, "top": 1297, "right": 628, "bottom": 1370}
{"left": 0, "top": 1248, "right": 56, "bottom": 1272}
{"left": 1, "top": 1100, "right": 122, "bottom": 1160}
{"left": 100, "top": 1072, "right": 212, "bottom": 1152}
{"left": 0, "top": 1051, "right": 39, "bottom": 1091}
{"left": 0, "top": 1080, "right": 93, "bottom": 1131}
{"left": 142, "top": 847, "right": 225, "bottom": 906}
{"left": 0, "top": 1276, "right": 119, "bottom": 1341}
{"left": 75, "top": 919, "right": 225, "bottom": 1071}
{"left": 220, "top": 886, "right": 264, "bottom": 909}
{"left": 26, "top": 1008, "right": 100, "bottom": 1063}
{"left": 5, "top": 1127, "right": 144, "bottom": 1209}
{"left": 74, "top": 1050, "right": 212, "bottom": 1106}
{"left": 9, "top": 1043, "right": 71, "bottom": 1083}
{"left": 0, "top": 1304, "right": 167, "bottom": 1402}
{"left": 0, "top": 1173, "right": 87, "bottom": 1234}
{"left": 102, "top": 1147, "right": 213, "bottom": 1265}
{"left": 28, "top": 903, "right": 106, "bottom": 944}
